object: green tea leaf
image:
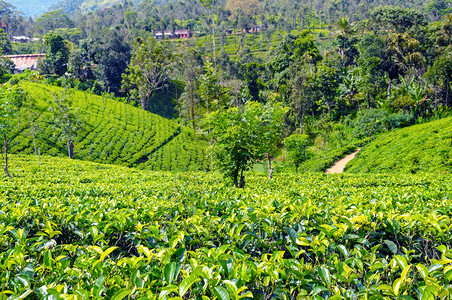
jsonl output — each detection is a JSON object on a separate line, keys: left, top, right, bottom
{"left": 384, "top": 240, "right": 397, "bottom": 254}
{"left": 111, "top": 289, "right": 133, "bottom": 300}
{"left": 286, "top": 227, "right": 298, "bottom": 244}
{"left": 100, "top": 246, "right": 118, "bottom": 262}
{"left": 213, "top": 286, "right": 229, "bottom": 300}
{"left": 179, "top": 275, "right": 199, "bottom": 297}
{"left": 318, "top": 266, "right": 331, "bottom": 287}
{"left": 165, "top": 262, "right": 177, "bottom": 284}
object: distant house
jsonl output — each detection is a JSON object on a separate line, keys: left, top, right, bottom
{"left": 175, "top": 29, "right": 191, "bottom": 38}
{"left": 12, "top": 36, "right": 30, "bottom": 43}
{"left": 5, "top": 54, "right": 45, "bottom": 73}
{"left": 0, "top": 22, "right": 7, "bottom": 31}
{"left": 11, "top": 36, "right": 40, "bottom": 43}
{"left": 154, "top": 29, "right": 191, "bottom": 39}
{"left": 154, "top": 31, "right": 174, "bottom": 39}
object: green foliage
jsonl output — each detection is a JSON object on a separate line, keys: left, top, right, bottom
{"left": 122, "top": 37, "right": 175, "bottom": 110}
{"left": 0, "top": 154, "right": 452, "bottom": 298}
{"left": 207, "top": 101, "right": 287, "bottom": 187}
{"left": 41, "top": 33, "right": 70, "bottom": 76}
{"left": 48, "top": 87, "right": 80, "bottom": 158}
{"left": 353, "top": 108, "right": 414, "bottom": 139}
{"left": 35, "top": 9, "right": 73, "bottom": 35}
{"left": 9, "top": 81, "right": 208, "bottom": 171}
{"left": 346, "top": 117, "right": 452, "bottom": 173}
{"left": 283, "top": 134, "right": 310, "bottom": 172}
{"left": 370, "top": 6, "right": 428, "bottom": 33}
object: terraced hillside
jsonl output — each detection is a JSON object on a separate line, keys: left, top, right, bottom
{"left": 345, "top": 117, "right": 452, "bottom": 174}
{"left": 9, "top": 81, "right": 209, "bottom": 171}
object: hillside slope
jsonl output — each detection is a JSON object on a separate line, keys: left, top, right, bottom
{"left": 345, "top": 117, "right": 452, "bottom": 174}
{"left": 10, "top": 81, "right": 208, "bottom": 171}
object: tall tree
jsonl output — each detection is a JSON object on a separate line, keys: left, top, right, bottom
{"left": 49, "top": 88, "right": 80, "bottom": 159}
{"left": 89, "top": 29, "right": 131, "bottom": 95}
{"left": 41, "top": 33, "right": 70, "bottom": 76}
{"left": 0, "top": 85, "right": 17, "bottom": 177}
{"left": 35, "top": 10, "right": 74, "bottom": 36}
{"left": 122, "top": 37, "right": 175, "bottom": 110}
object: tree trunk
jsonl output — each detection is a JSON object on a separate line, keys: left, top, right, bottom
{"left": 267, "top": 152, "right": 274, "bottom": 179}
{"left": 239, "top": 169, "right": 245, "bottom": 188}
{"left": 233, "top": 167, "right": 239, "bottom": 188}
{"left": 33, "top": 133, "right": 37, "bottom": 155}
{"left": 387, "top": 79, "right": 391, "bottom": 98}
{"left": 67, "top": 139, "right": 71, "bottom": 159}
{"left": 446, "top": 80, "right": 450, "bottom": 107}
{"left": 191, "top": 87, "right": 195, "bottom": 130}
{"left": 141, "top": 97, "right": 148, "bottom": 110}
{"left": 3, "top": 134, "right": 10, "bottom": 178}
{"left": 212, "top": 26, "right": 217, "bottom": 76}
{"left": 17, "top": 113, "right": 20, "bottom": 130}
{"left": 67, "top": 137, "right": 74, "bottom": 159}
{"left": 299, "top": 106, "right": 304, "bottom": 134}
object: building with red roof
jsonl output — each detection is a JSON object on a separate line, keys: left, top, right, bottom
{"left": 5, "top": 54, "right": 45, "bottom": 73}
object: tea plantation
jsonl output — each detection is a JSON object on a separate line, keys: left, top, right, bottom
{"left": 9, "top": 82, "right": 209, "bottom": 171}
{"left": 345, "top": 117, "right": 452, "bottom": 174}
{"left": 1, "top": 155, "right": 451, "bottom": 299}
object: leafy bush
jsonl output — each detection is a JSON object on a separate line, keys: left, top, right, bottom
{"left": 353, "top": 108, "right": 414, "bottom": 139}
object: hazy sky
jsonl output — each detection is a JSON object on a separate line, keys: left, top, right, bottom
{"left": 6, "top": 0, "right": 60, "bottom": 17}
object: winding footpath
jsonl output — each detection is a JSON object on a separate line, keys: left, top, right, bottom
{"left": 325, "top": 149, "right": 361, "bottom": 174}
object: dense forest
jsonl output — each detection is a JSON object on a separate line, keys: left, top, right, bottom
{"left": 1, "top": 0, "right": 451, "bottom": 174}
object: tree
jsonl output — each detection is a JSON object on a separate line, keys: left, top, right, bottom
{"left": 370, "top": 6, "right": 427, "bottom": 33}
{"left": 239, "top": 62, "right": 264, "bottom": 102}
{"left": 258, "top": 102, "right": 289, "bottom": 178}
{"left": 176, "top": 47, "right": 203, "bottom": 129}
{"left": 0, "top": 30, "right": 13, "bottom": 84}
{"left": 41, "top": 33, "right": 70, "bottom": 76}
{"left": 86, "top": 29, "right": 131, "bottom": 95}
{"left": 8, "top": 84, "right": 27, "bottom": 130}
{"left": 425, "top": 50, "right": 452, "bottom": 107}
{"left": 68, "top": 45, "right": 90, "bottom": 80}
{"left": 0, "top": 29, "right": 11, "bottom": 54}
{"left": 35, "top": 10, "right": 74, "bottom": 35}
{"left": 206, "top": 101, "right": 287, "bottom": 187}
{"left": 284, "top": 134, "right": 309, "bottom": 172}
{"left": 0, "top": 85, "right": 17, "bottom": 177}
{"left": 122, "top": 37, "right": 175, "bottom": 110}
{"left": 49, "top": 88, "right": 79, "bottom": 159}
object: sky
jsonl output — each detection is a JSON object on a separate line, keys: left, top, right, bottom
{"left": 6, "top": 0, "right": 60, "bottom": 17}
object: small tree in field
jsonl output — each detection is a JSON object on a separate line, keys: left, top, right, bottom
{"left": 49, "top": 88, "right": 80, "bottom": 159}
{"left": 206, "top": 101, "right": 287, "bottom": 188}
{"left": 258, "top": 102, "right": 289, "bottom": 178}
{"left": 284, "top": 134, "right": 310, "bottom": 172}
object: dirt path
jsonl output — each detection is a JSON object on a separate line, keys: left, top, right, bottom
{"left": 325, "top": 149, "right": 360, "bottom": 174}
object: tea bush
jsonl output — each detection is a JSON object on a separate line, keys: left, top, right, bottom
{"left": 8, "top": 82, "right": 208, "bottom": 171}
{"left": 346, "top": 117, "right": 452, "bottom": 174}
{"left": 1, "top": 155, "right": 451, "bottom": 299}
